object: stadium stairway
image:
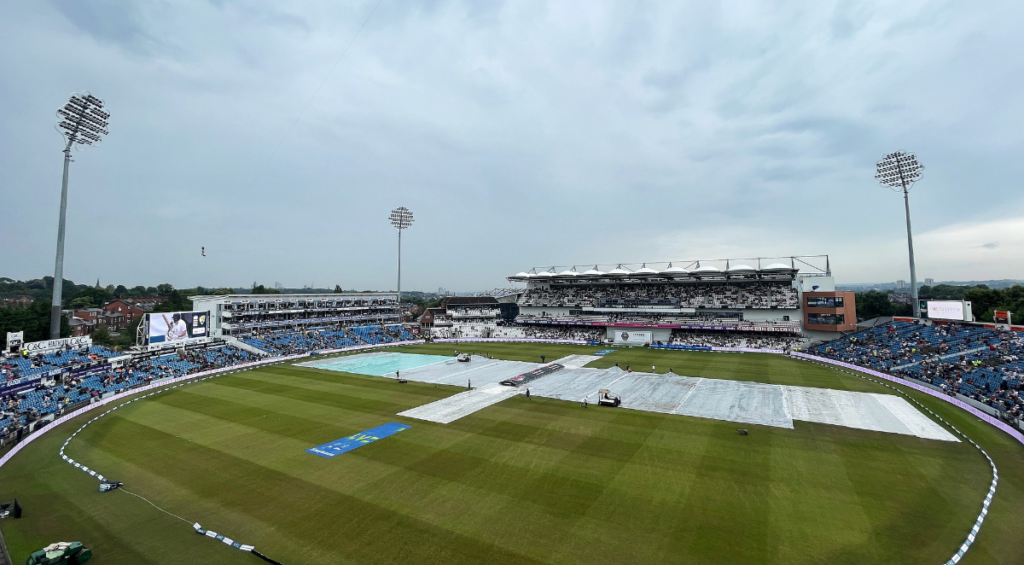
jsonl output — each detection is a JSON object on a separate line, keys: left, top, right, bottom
{"left": 224, "top": 337, "right": 272, "bottom": 357}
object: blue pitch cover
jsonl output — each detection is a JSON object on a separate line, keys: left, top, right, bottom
{"left": 306, "top": 422, "right": 411, "bottom": 458}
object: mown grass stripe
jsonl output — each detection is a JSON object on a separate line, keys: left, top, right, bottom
{"left": 87, "top": 417, "right": 546, "bottom": 565}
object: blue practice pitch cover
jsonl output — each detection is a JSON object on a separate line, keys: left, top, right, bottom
{"left": 306, "top": 422, "right": 411, "bottom": 458}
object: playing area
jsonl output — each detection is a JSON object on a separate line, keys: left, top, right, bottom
{"left": 2, "top": 343, "right": 1023, "bottom": 564}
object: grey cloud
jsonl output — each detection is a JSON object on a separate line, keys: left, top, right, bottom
{"left": 49, "top": 0, "right": 159, "bottom": 53}
{"left": 2, "top": 0, "right": 1023, "bottom": 290}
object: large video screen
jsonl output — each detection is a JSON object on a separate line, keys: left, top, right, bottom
{"left": 927, "top": 301, "right": 964, "bottom": 321}
{"left": 807, "top": 313, "right": 845, "bottom": 325}
{"left": 148, "top": 311, "right": 209, "bottom": 343}
{"left": 806, "top": 296, "right": 844, "bottom": 308}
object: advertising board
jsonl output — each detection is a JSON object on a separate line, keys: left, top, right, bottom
{"left": 927, "top": 300, "right": 965, "bottom": 321}
{"left": 807, "top": 313, "right": 845, "bottom": 325}
{"left": 6, "top": 331, "right": 24, "bottom": 353}
{"left": 147, "top": 311, "right": 209, "bottom": 344}
{"left": 612, "top": 330, "right": 652, "bottom": 344}
{"left": 806, "top": 296, "right": 844, "bottom": 308}
{"left": 21, "top": 336, "right": 92, "bottom": 354}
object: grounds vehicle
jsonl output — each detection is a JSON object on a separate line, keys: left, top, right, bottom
{"left": 597, "top": 389, "right": 621, "bottom": 407}
{"left": 457, "top": 353, "right": 471, "bottom": 362}
{"left": 25, "top": 542, "right": 93, "bottom": 565}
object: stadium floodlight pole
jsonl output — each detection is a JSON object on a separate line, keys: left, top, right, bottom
{"left": 389, "top": 206, "right": 414, "bottom": 308}
{"left": 875, "top": 150, "right": 925, "bottom": 317}
{"left": 50, "top": 92, "right": 110, "bottom": 338}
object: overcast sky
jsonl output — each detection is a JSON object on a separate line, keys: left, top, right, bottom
{"left": 2, "top": 0, "right": 1023, "bottom": 292}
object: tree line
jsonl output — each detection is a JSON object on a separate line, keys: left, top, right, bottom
{"left": 855, "top": 284, "right": 1024, "bottom": 323}
{"left": 0, "top": 277, "right": 242, "bottom": 348}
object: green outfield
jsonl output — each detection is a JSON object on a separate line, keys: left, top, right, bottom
{"left": 2, "top": 343, "right": 1023, "bottom": 564}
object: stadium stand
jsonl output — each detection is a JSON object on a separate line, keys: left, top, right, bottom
{"left": 0, "top": 344, "right": 257, "bottom": 443}
{"left": 240, "top": 324, "right": 416, "bottom": 355}
{"left": 809, "top": 321, "right": 1023, "bottom": 423}
{"left": 1, "top": 346, "right": 119, "bottom": 381}
{"left": 518, "top": 281, "right": 799, "bottom": 309}
{"left": 668, "top": 332, "right": 803, "bottom": 349}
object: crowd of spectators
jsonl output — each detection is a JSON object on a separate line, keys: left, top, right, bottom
{"left": 515, "top": 312, "right": 800, "bottom": 329}
{"left": 1, "top": 344, "right": 257, "bottom": 443}
{"left": 2, "top": 345, "right": 120, "bottom": 382}
{"left": 809, "top": 321, "right": 1023, "bottom": 422}
{"left": 240, "top": 324, "right": 416, "bottom": 356}
{"left": 488, "top": 326, "right": 605, "bottom": 341}
{"left": 668, "top": 332, "right": 804, "bottom": 349}
{"left": 519, "top": 282, "right": 799, "bottom": 309}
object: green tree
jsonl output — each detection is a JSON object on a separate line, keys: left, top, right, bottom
{"left": 60, "top": 286, "right": 113, "bottom": 308}
{"left": 91, "top": 324, "right": 113, "bottom": 346}
{"left": 965, "top": 287, "right": 1000, "bottom": 322}
{"left": 0, "top": 299, "right": 71, "bottom": 342}
{"left": 153, "top": 290, "right": 192, "bottom": 312}
{"left": 334, "top": 285, "right": 343, "bottom": 293}
{"left": 156, "top": 284, "right": 174, "bottom": 296}
{"left": 251, "top": 283, "right": 281, "bottom": 295}
{"left": 130, "top": 285, "right": 147, "bottom": 296}
{"left": 113, "top": 318, "right": 141, "bottom": 348}
{"left": 855, "top": 291, "right": 907, "bottom": 321}
{"left": 114, "top": 285, "right": 128, "bottom": 298}
{"left": 69, "top": 297, "right": 93, "bottom": 309}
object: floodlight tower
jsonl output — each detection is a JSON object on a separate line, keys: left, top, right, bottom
{"left": 389, "top": 207, "right": 414, "bottom": 306}
{"left": 875, "top": 150, "right": 925, "bottom": 317}
{"left": 51, "top": 92, "right": 110, "bottom": 338}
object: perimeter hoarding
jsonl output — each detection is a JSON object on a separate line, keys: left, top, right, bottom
{"left": 147, "top": 311, "right": 209, "bottom": 344}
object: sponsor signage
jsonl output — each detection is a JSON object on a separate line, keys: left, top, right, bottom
{"left": 0, "top": 361, "right": 111, "bottom": 395}
{"left": 650, "top": 344, "right": 713, "bottom": 351}
{"left": 306, "top": 423, "right": 411, "bottom": 458}
{"left": 994, "top": 311, "right": 1011, "bottom": 324}
{"left": 21, "top": 336, "right": 92, "bottom": 354}
{"left": 500, "top": 363, "right": 564, "bottom": 387}
{"left": 927, "top": 300, "right": 966, "bottom": 321}
{"left": 613, "top": 330, "right": 652, "bottom": 345}
{"left": 6, "top": 331, "right": 24, "bottom": 352}
{"left": 147, "top": 336, "right": 211, "bottom": 352}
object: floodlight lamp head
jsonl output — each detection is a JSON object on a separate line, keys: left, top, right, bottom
{"left": 875, "top": 150, "right": 924, "bottom": 192}
{"left": 55, "top": 91, "right": 109, "bottom": 150}
{"left": 389, "top": 206, "right": 414, "bottom": 230}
